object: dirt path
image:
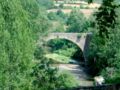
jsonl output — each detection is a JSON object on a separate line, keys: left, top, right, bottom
{"left": 57, "top": 64, "right": 94, "bottom": 86}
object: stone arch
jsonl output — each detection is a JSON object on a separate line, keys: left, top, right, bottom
{"left": 39, "top": 33, "right": 92, "bottom": 65}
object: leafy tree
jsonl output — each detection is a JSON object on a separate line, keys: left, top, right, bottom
{"left": 88, "top": 0, "right": 120, "bottom": 77}
{"left": 0, "top": 0, "right": 34, "bottom": 89}
{"left": 100, "top": 7, "right": 120, "bottom": 83}
{"left": 31, "top": 51, "right": 61, "bottom": 90}
{"left": 66, "top": 9, "right": 90, "bottom": 32}
{"left": 96, "top": 0, "right": 118, "bottom": 38}
{"left": 21, "top": 0, "right": 78, "bottom": 89}
{"left": 21, "top": 0, "right": 51, "bottom": 40}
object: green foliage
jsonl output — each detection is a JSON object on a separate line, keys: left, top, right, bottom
{"left": 47, "top": 39, "right": 68, "bottom": 51}
{"left": 47, "top": 11, "right": 67, "bottom": 33}
{"left": 58, "top": 71, "right": 79, "bottom": 88}
{"left": 59, "top": 3, "right": 64, "bottom": 9}
{"left": 32, "top": 46, "right": 79, "bottom": 89}
{"left": 96, "top": 0, "right": 118, "bottom": 38}
{"left": 56, "top": 9, "right": 67, "bottom": 20}
{"left": 88, "top": 3, "right": 120, "bottom": 84}
{"left": 46, "top": 38, "right": 84, "bottom": 63}
{"left": 45, "top": 53, "right": 70, "bottom": 64}
{"left": 33, "top": 44, "right": 79, "bottom": 89}
{"left": 0, "top": 0, "right": 34, "bottom": 89}
{"left": 31, "top": 59, "right": 61, "bottom": 90}
{"left": 55, "top": 48, "right": 77, "bottom": 57}
{"left": 21, "top": 0, "right": 51, "bottom": 40}
{"left": 47, "top": 39, "right": 79, "bottom": 56}
{"left": 101, "top": 24, "right": 120, "bottom": 84}
{"left": 66, "top": 9, "right": 91, "bottom": 32}
{"left": 53, "top": 21, "right": 65, "bottom": 32}
{"left": 101, "top": 68, "right": 120, "bottom": 84}
{"left": 20, "top": 0, "right": 39, "bottom": 19}
{"left": 88, "top": 31, "right": 106, "bottom": 75}
{"left": 36, "top": 0, "right": 54, "bottom": 9}
{"left": 48, "top": 12, "right": 59, "bottom": 21}
{"left": 34, "top": 46, "right": 45, "bottom": 60}
{"left": 0, "top": 0, "right": 72, "bottom": 89}
{"left": 47, "top": 10, "right": 67, "bottom": 22}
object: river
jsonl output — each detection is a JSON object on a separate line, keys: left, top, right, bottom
{"left": 57, "top": 63, "right": 94, "bottom": 86}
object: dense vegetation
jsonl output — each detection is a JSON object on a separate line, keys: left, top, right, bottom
{"left": 0, "top": 0, "right": 35, "bottom": 89}
{"left": 88, "top": 0, "right": 120, "bottom": 84}
{"left": 0, "top": 0, "right": 120, "bottom": 89}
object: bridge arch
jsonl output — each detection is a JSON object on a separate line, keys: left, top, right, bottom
{"left": 47, "top": 38, "right": 84, "bottom": 53}
{"left": 38, "top": 33, "right": 92, "bottom": 65}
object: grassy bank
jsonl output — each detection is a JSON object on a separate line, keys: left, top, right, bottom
{"left": 45, "top": 53, "right": 70, "bottom": 63}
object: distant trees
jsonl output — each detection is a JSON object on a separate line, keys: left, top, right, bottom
{"left": 48, "top": 12, "right": 59, "bottom": 21}
{"left": 36, "top": 0, "right": 54, "bottom": 9}
{"left": 66, "top": 9, "right": 91, "bottom": 32}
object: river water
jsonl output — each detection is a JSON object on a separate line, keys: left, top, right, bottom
{"left": 57, "top": 63, "right": 94, "bottom": 86}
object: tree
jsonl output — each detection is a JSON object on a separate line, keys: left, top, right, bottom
{"left": 66, "top": 9, "right": 90, "bottom": 32}
{"left": 0, "top": 0, "right": 34, "bottom": 89}
{"left": 21, "top": 0, "right": 51, "bottom": 40}
{"left": 100, "top": 7, "right": 120, "bottom": 84}
{"left": 96, "top": 0, "right": 118, "bottom": 38}
{"left": 32, "top": 47, "right": 61, "bottom": 90}
{"left": 88, "top": 0, "right": 120, "bottom": 77}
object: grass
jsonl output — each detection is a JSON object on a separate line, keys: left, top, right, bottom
{"left": 45, "top": 53, "right": 71, "bottom": 63}
{"left": 58, "top": 70, "right": 79, "bottom": 88}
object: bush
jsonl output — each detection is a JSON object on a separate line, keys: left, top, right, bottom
{"left": 48, "top": 12, "right": 58, "bottom": 21}
{"left": 55, "top": 48, "right": 77, "bottom": 57}
{"left": 31, "top": 58, "right": 79, "bottom": 89}
{"left": 58, "top": 71, "right": 79, "bottom": 89}
{"left": 66, "top": 9, "right": 91, "bottom": 32}
{"left": 101, "top": 68, "right": 120, "bottom": 84}
{"left": 31, "top": 59, "right": 61, "bottom": 90}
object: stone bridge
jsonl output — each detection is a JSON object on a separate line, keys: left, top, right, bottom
{"left": 40, "top": 33, "right": 92, "bottom": 64}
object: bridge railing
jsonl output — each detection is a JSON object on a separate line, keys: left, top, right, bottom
{"left": 57, "top": 84, "right": 120, "bottom": 90}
